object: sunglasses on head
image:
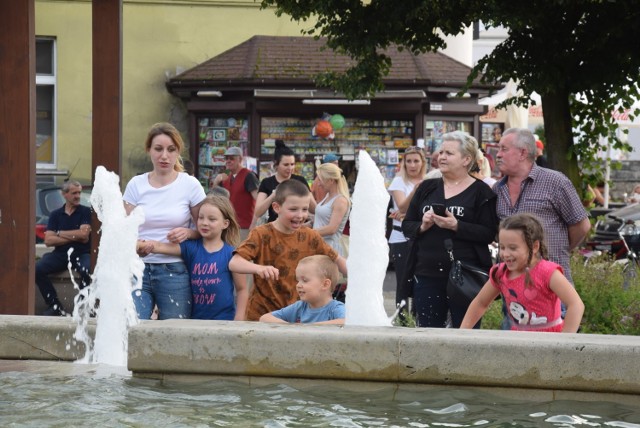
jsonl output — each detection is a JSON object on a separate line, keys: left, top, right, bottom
{"left": 404, "top": 146, "right": 424, "bottom": 154}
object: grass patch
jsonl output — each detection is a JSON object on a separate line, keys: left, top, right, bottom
{"left": 479, "top": 299, "right": 504, "bottom": 330}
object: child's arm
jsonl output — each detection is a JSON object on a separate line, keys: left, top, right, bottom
{"left": 460, "top": 280, "right": 500, "bottom": 329}
{"left": 259, "top": 312, "right": 287, "bottom": 323}
{"left": 136, "top": 240, "right": 154, "bottom": 257}
{"left": 136, "top": 240, "right": 182, "bottom": 257}
{"left": 232, "top": 272, "right": 249, "bottom": 321}
{"left": 549, "top": 270, "right": 585, "bottom": 333}
{"left": 335, "top": 256, "right": 347, "bottom": 276}
{"left": 229, "top": 254, "right": 279, "bottom": 280}
{"left": 254, "top": 191, "right": 275, "bottom": 219}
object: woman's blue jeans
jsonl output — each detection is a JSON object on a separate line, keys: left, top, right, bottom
{"left": 133, "top": 262, "right": 192, "bottom": 320}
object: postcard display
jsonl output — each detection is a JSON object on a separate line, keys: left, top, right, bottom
{"left": 480, "top": 123, "right": 503, "bottom": 148}
{"left": 424, "top": 120, "right": 472, "bottom": 154}
{"left": 197, "top": 116, "right": 249, "bottom": 192}
{"left": 260, "top": 117, "right": 414, "bottom": 186}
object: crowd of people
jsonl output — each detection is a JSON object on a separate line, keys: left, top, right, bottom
{"left": 39, "top": 121, "right": 617, "bottom": 333}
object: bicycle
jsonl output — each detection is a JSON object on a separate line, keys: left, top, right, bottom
{"left": 617, "top": 220, "right": 640, "bottom": 289}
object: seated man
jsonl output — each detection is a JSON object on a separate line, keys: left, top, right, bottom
{"left": 36, "top": 181, "right": 92, "bottom": 316}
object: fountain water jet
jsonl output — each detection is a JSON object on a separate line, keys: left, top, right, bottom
{"left": 74, "top": 166, "right": 144, "bottom": 366}
{"left": 345, "top": 150, "right": 392, "bottom": 326}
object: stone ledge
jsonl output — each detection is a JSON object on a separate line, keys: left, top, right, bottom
{"left": 0, "top": 315, "right": 92, "bottom": 361}
{"left": 127, "top": 320, "right": 640, "bottom": 395}
{"left": 2, "top": 316, "right": 639, "bottom": 397}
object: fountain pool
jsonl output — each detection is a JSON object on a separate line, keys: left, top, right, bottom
{"left": 1, "top": 360, "right": 640, "bottom": 426}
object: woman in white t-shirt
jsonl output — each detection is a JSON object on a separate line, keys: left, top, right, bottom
{"left": 388, "top": 146, "right": 427, "bottom": 314}
{"left": 123, "top": 123, "right": 206, "bottom": 320}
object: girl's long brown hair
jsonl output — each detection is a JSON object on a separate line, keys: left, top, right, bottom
{"left": 492, "top": 213, "right": 548, "bottom": 288}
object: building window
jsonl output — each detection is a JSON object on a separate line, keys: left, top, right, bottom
{"left": 36, "top": 38, "right": 56, "bottom": 166}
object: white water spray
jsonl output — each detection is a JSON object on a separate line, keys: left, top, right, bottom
{"left": 345, "top": 151, "right": 392, "bottom": 326}
{"left": 74, "top": 166, "right": 144, "bottom": 366}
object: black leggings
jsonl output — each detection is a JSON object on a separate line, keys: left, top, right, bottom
{"left": 389, "top": 241, "right": 411, "bottom": 307}
{"left": 413, "top": 274, "right": 480, "bottom": 329}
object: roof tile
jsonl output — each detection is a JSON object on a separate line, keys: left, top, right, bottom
{"left": 172, "top": 35, "right": 477, "bottom": 86}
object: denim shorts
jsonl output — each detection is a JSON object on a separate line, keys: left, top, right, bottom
{"left": 133, "top": 262, "right": 192, "bottom": 320}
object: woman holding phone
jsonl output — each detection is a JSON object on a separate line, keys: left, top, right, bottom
{"left": 401, "top": 131, "right": 498, "bottom": 328}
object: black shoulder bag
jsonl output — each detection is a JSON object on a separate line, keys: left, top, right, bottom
{"left": 444, "top": 238, "right": 489, "bottom": 306}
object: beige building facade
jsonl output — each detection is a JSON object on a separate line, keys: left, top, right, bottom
{"left": 35, "top": 0, "right": 308, "bottom": 186}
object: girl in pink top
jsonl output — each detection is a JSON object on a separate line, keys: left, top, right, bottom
{"left": 461, "top": 213, "right": 584, "bottom": 333}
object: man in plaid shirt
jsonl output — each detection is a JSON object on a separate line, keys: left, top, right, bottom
{"left": 492, "top": 128, "right": 591, "bottom": 285}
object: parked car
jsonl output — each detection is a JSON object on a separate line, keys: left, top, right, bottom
{"left": 35, "top": 185, "right": 92, "bottom": 243}
{"left": 586, "top": 203, "right": 640, "bottom": 259}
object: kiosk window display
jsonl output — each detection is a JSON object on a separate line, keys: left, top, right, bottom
{"left": 260, "top": 116, "right": 414, "bottom": 186}
{"left": 424, "top": 118, "right": 472, "bottom": 154}
{"left": 196, "top": 116, "right": 250, "bottom": 192}
{"left": 481, "top": 123, "right": 503, "bottom": 148}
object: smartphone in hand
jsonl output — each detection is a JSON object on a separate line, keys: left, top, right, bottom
{"left": 431, "top": 203, "right": 446, "bottom": 216}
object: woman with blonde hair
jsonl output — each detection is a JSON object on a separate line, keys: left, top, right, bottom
{"left": 124, "top": 122, "right": 206, "bottom": 320}
{"left": 471, "top": 149, "right": 497, "bottom": 187}
{"left": 313, "top": 163, "right": 351, "bottom": 257}
{"left": 388, "top": 146, "right": 428, "bottom": 312}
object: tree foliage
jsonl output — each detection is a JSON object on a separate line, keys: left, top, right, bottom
{"left": 261, "top": 0, "right": 640, "bottom": 186}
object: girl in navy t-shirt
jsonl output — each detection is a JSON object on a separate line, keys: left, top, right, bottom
{"left": 138, "top": 195, "right": 248, "bottom": 320}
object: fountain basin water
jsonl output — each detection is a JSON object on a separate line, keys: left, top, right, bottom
{"left": 3, "top": 359, "right": 639, "bottom": 425}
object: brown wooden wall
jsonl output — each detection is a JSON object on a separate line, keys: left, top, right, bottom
{"left": 0, "top": 0, "right": 36, "bottom": 314}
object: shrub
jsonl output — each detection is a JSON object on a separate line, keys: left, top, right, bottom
{"left": 572, "top": 253, "right": 640, "bottom": 334}
{"left": 480, "top": 299, "right": 503, "bottom": 330}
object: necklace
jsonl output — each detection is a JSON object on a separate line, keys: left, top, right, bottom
{"left": 443, "top": 177, "right": 466, "bottom": 188}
